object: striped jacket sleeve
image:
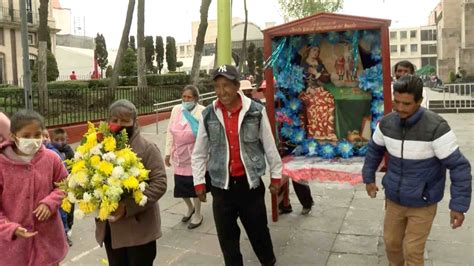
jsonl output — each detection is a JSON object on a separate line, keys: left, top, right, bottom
{"left": 432, "top": 121, "right": 472, "bottom": 213}
{"left": 362, "top": 124, "right": 387, "bottom": 184}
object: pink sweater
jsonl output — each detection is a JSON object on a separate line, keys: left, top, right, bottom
{"left": 0, "top": 142, "right": 68, "bottom": 266}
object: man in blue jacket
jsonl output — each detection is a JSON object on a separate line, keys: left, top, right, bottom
{"left": 362, "top": 75, "right": 471, "bottom": 265}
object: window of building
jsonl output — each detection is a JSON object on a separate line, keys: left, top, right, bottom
{"left": 400, "top": 45, "right": 407, "bottom": 53}
{"left": 411, "top": 44, "right": 418, "bottom": 52}
{"left": 28, "top": 32, "right": 36, "bottom": 46}
{"left": 410, "top": 30, "right": 417, "bottom": 38}
{"left": 390, "top": 45, "right": 398, "bottom": 53}
{"left": 29, "top": 54, "right": 37, "bottom": 70}
{"left": 400, "top": 31, "right": 407, "bottom": 39}
{"left": 0, "top": 28, "right": 4, "bottom": 45}
{"left": 421, "top": 44, "right": 437, "bottom": 54}
{"left": 390, "top": 31, "right": 397, "bottom": 39}
{"left": 421, "top": 57, "right": 437, "bottom": 68}
{"left": 180, "top": 46, "right": 185, "bottom": 54}
{"left": 421, "top": 29, "right": 437, "bottom": 41}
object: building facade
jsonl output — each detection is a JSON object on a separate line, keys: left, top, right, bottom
{"left": 0, "top": 0, "right": 57, "bottom": 86}
{"left": 431, "top": 0, "right": 473, "bottom": 81}
{"left": 389, "top": 25, "right": 438, "bottom": 73}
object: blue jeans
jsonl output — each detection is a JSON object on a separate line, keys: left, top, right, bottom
{"left": 59, "top": 209, "right": 69, "bottom": 233}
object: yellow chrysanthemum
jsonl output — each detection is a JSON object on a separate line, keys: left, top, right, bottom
{"left": 98, "top": 199, "right": 119, "bottom": 221}
{"left": 139, "top": 169, "right": 149, "bottom": 181}
{"left": 116, "top": 148, "right": 137, "bottom": 165}
{"left": 91, "top": 174, "right": 104, "bottom": 186}
{"left": 102, "top": 136, "right": 116, "bottom": 152}
{"left": 89, "top": 155, "right": 101, "bottom": 167}
{"left": 133, "top": 190, "right": 144, "bottom": 204}
{"left": 86, "top": 121, "right": 97, "bottom": 134}
{"left": 107, "top": 177, "right": 122, "bottom": 188}
{"left": 61, "top": 198, "right": 72, "bottom": 213}
{"left": 86, "top": 132, "right": 97, "bottom": 146}
{"left": 78, "top": 200, "right": 98, "bottom": 214}
{"left": 123, "top": 176, "right": 139, "bottom": 190}
{"left": 71, "top": 160, "right": 86, "bottom": 174}
{"left": 98, "top": 161, "right": 114, "bottom": 176}
{"left": 73, "top": 171, "right": 89, "bottom": 187}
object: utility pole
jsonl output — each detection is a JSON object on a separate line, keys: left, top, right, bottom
{"left": 217, "top": 0, "right": 232, "bottom": 65}
{"left": 20, "top": 0, "right": 33, "bottom": 109}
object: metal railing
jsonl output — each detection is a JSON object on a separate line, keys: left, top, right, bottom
{"left": 153, "top": 91, "right": 217, "bottom": 134}
{"left": 0, "top": 86, "right": 183, "bottom": 127}
{"left": 443, "top": 83, "right": 474, "bottom": 112}
{"left": 0, "top": 7, "right": 39, "bottom": 24}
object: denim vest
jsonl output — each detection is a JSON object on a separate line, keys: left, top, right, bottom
{"left": 203, "top": 101, "right": 266, "bottom": 189}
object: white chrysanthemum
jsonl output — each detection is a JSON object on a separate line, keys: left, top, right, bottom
{"left": 90, "top": 144, "right": 103, "bottom": 155}
{"left": 111, "top": 166, "right": 125, "bottom": 179}
{"left": 129, "top": 166, "right": 140, "bottom": 177}
{"left": 102, "top": 152, "right": 117, "bottom": 162}
{"left": 74, "top": 209, "right": 85, "bottom": 220}
{"left": 105, "top": 186, "right": 123, "bottom": 201}
{"left": 139, "top": 195, "right": 148, "bottom": 206}
{"left": 67, "top": 192, "right": 77, "bottom": 203}
{"left": 74, "top": 152, "right": 83, "bottom": 160}
{"left": 116, "top": 157, "right": 125, "bottom": 165}
{"left": 68, "top": 178, "right": 77, "bottom": 189}
{"left": 138, "top": 182, "right": 147, "bottom": 192}
{"left": 83, "top": 192, "right": 92, "bottom": 202}
{"left": 93, "top": 189, "right": 104, "bottom": 199}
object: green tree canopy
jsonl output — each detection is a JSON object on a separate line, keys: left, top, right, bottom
{"left": 95, "top": 33, "right": 108, "bottom": 75}
{"left": 120, "top": 48, "right": 137, "bottom": 76}
{"left": 155, "top": 36, "right": 165, "bottom": 74}
{"left": 144, "top": 36, "right": 155, "bottom": 73}
{"left": 166, "top": 36, "right": 177, "bottom": 72}
{"left": 278, "top": 0, "right": 344, "bottom": 21}
{"left": 32, "top": 50, "right": 59, "bottom": 82}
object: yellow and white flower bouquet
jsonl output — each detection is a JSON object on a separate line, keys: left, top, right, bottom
{"left": 59, "top": 122, "right": 150, "bottom": 221}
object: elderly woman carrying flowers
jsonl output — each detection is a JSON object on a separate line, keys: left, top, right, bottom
{"left": 96, "top": 99, "right": 167, "bottom": 266}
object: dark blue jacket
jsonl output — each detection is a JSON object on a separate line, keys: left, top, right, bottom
{"left": 362, "top": 108, "right": 471, "bottom": 212}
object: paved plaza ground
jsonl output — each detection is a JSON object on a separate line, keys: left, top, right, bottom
{"left": 62, "top": 112, "right": 474, "bottom": 265}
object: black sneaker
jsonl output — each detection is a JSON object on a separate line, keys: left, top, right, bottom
{"left": 278, "top": 203, "right": 293, "bottom": 214}
{"left": 67, "top": 236, "right": 73, "bottom": 247}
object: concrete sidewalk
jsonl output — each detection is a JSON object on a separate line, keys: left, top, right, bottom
{"left": 62, "top": 113, "right": 474, "bottom": 265}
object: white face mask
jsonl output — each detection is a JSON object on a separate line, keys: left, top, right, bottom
{"left": 16, "top": 137, "right": 43, "bottom": 155}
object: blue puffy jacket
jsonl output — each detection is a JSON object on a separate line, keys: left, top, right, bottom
{"left": 362, "top": 108, "right": 472, "bottom": 212}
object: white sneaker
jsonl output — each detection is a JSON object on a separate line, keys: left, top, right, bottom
{"left": 67, "top": 229, "right": 73, "bottom": 238}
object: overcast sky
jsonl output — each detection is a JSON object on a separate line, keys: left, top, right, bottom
{"left": 59, "top": 0, "right": 440, "bottom": 49}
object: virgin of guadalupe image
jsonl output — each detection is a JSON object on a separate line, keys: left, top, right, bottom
{"left": 298, "top": 45, "right": 337, "bottom": 141}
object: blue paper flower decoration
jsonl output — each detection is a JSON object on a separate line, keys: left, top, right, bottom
{"left": 371, "top": 45, "right": 381, "bottom": 62}
{"left": 292, "top": 145, "right": 305, "bottom": 156}
{"left": 289, "top": 114, "right": 302, "bottom": 127}
{"left": 308, "top": 34, "right": 323, "bottom": 46}
{"left": 287, "top": 98, "right": 302, "bottom": 113}
{"left": 355, "top": 144, "right": 369, "bottom": 156}
{"left": 371, "top": 85, "right": 384, "bottom": 99}
{"left": 371, "top": 99, "right": 385, "bottom": 116}
{"left": 336, "top": 140, "right": 354, "bottom": 159}
{"left": 280, "top": 125, "right": 294, "bottom": 139}
{"left": 371, "top": 115, "right": 383, "bottom": 131}
{"left": 276, "top": 65, "right": 305, "bottom": 95}
{"left": 326, "top": 32, "right": 340, "bottom": 44}
{"left": 318, "top": 143, "right": 336, "bottom": 159}
{"left": 290, "top": 36, "right": 303, "bottom": 50}
{"left": 275, "top": 90, "right": 287, "bottom": 102}
{"left": 290, "top": 127, "right": 306, "bottom": 144}
{"left": 303, "top": 139, "right": 319, "bottom": 157}
{"left": 359, "top": 64, "right": 383, "bottom": 92}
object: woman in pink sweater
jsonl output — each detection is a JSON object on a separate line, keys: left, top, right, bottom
{"left": 0, "top": 110, "right": 68, "bottom": 266}
{"left": 0, "top": 112, "right": 10, "bottom": 143}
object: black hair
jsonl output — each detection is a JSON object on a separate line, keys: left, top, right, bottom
{"left": 393, "top": 75, "right": 424, "bottom": 102}
{"left": 182, "top": 85, "right": 200, "bottom": 101}
{"left": 10, "top": 109, "right": 45, "bottom": 134}
{"left": 394, "top": 60, "right": 415, "bottom": 74}
{"left": 52, "top": 128, "right": 67, "bottom": 136}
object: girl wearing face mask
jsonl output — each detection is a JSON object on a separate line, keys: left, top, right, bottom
{"left": 0, "top": 110, "right": 69, "bottom": 266}
{"left": 165, "top": 85, "right": 206, "bottom": 229}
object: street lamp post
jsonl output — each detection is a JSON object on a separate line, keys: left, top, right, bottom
{"left": 217, "top": 0, "right": 232, "bottom": 65}
{"left": 20, "top": 0, "right": 33, "bottom": 110}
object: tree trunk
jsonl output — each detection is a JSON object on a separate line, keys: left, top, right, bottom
{"left": 238, "top": 0, "right": 248, "bottom": 73}
{"left": 137, "top": 0, "right": 147, "bottom": 87}
{"left": 190, "top": 0, "right": 212, "bottom": 85}
{"left": 38, "top": 0, "right": 49, "bottom": 114}
{"left": 110, "top": 0, "right": 136, "bottom": 88}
